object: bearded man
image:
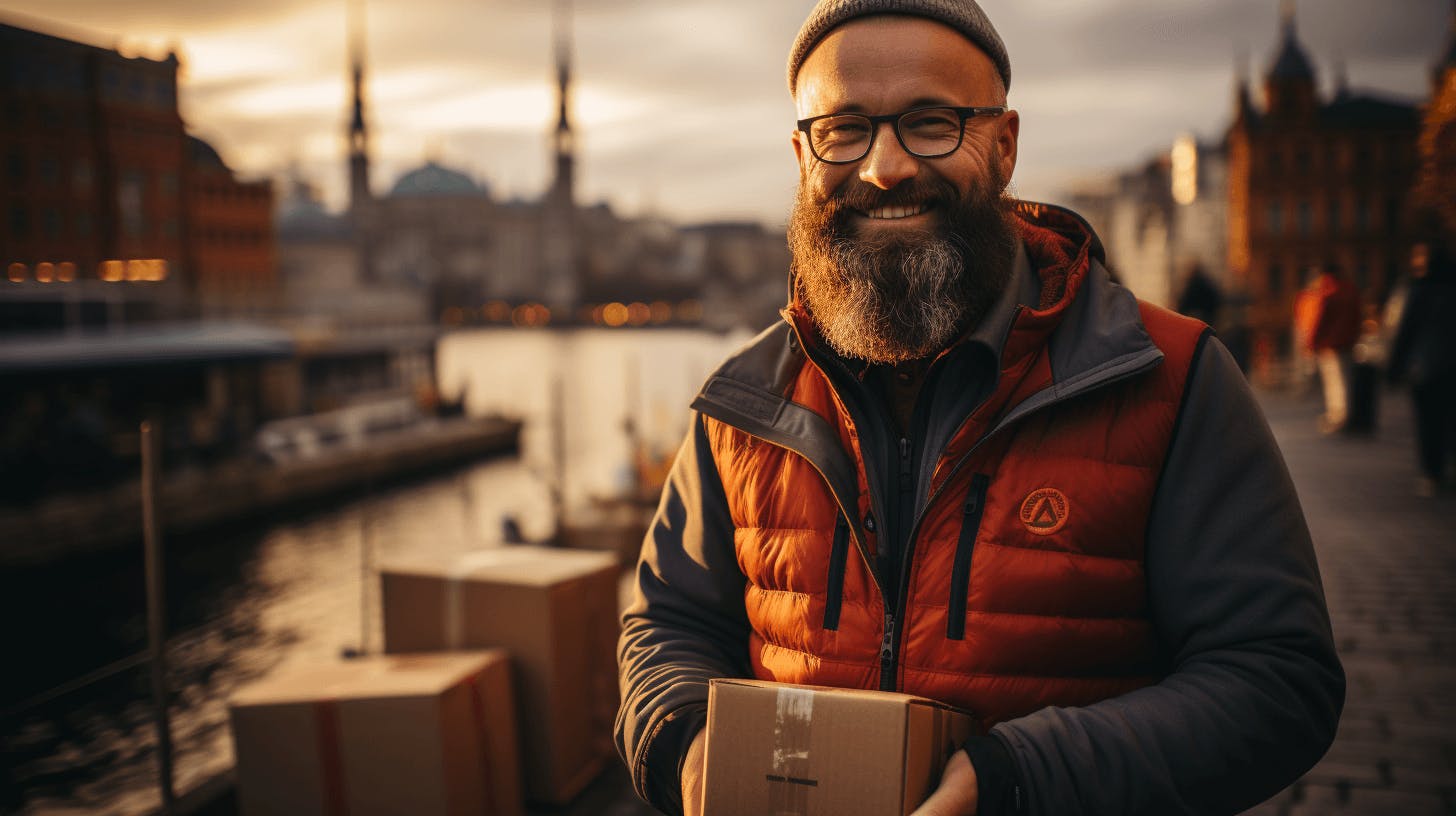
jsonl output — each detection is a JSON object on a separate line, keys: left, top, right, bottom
{"left": 615, "top": 2, "right": 1344, "bottom": 814}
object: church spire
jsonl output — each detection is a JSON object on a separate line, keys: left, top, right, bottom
{"left": 540, "top": 0, "right": 579, "bottom": 319}
{"left": 550, "top": 0, "right": 575, "bottom": 209}
{"left": 347, "top": 0, "right": 372, "bottom": 217}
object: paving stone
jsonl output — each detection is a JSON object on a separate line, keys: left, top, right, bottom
{"left": 1254, "top": 390, "right": 1456, "bottom": 812}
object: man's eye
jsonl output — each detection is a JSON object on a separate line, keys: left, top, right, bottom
{"left": 902, "top": 113, "right": 959, "bottom": 134}
{"left": 815, "top": 119, "right": 869, "bottom": 142}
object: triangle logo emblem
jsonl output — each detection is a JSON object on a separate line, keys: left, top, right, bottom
{"left": 1019, "top": 488, "right": 1069, "bottom": 536}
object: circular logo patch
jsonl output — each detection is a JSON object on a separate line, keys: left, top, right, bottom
{"left": 1019, "top": 488, "right": 1069, "bottom": 536}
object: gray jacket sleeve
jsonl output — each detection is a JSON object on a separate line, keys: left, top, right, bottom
{"left": 991, "top": 335, "right": 1346, "bottom": 815}
{"left": 615, "top": 413, "right": 752, "bottom": 815}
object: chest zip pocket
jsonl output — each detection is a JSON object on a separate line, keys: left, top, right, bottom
{"left": 822, "top": 513, "right": 850, "bottom": 631}
{"left": 946, "top": 473, "right": 991, "bottom": 640}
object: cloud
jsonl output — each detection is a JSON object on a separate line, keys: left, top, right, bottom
{"left": 1, "top": 0, "right": 1447, "bottom": 222}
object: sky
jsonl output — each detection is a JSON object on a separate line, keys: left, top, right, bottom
{"left": 0, "top": 0, "right": 1449, "bottom": 227}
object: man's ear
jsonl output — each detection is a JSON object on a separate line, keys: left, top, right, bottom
{"left": 791, "top": 129, "right": 809, "bottom": 178}
{"left": 996, "top": 110, "right": 1020, "bottom": 185}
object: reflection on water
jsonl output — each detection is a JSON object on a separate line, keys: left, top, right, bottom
{"left": 0, "top": 327, "right": 749, "bottom": 815}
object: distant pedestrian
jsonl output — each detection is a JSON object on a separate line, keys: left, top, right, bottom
{"left": 1176, "top": 262, "right": 1223, "bottom": 327}
{"left": 1295, "top": 263, "right": 1363, "bottom": 434}
{"left": 1387, "top": 240, "right": 1456, "bottom": 496}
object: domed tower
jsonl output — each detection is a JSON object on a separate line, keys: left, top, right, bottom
{"left": 1264, "top": 0, "right": 1317, "bottom": 120}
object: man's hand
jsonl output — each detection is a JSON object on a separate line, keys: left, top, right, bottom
{"left": 910, "top": 749, "right": 979, "bottom": 816}
{"left": 681, "top": 728, "right": 708, "bottom": 816}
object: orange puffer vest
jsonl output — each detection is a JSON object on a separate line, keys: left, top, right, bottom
{"left": 694, "top": 204, "right": 1206, "bottom": 730}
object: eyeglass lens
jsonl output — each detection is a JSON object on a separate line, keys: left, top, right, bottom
{"left": 808, "top": 107, "right": 965, "bottom": 163}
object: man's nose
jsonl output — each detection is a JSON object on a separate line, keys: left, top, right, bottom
{"left": 858, "top": 122, "right": 918, "bottom": 190}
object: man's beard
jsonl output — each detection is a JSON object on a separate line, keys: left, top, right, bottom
{"left": 788, "top": 161, "right": 1017, "bottom": 364}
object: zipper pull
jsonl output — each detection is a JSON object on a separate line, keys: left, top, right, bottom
{"left": 880, "top": 613, "right": 895, "bottom": 662}
{"left": 880, "top": 611, "right": 897, "bottom": 690}
{"left": 898, "top": 437, "right": 912, "bottom": 492}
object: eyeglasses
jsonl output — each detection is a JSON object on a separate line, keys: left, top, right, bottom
{"left": 796, "top": 106, "right": 1007, "bottom": 165}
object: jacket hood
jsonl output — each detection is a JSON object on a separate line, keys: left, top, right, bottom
{"left": 1010, "top": 200, "right": 1107, "bottom": 313}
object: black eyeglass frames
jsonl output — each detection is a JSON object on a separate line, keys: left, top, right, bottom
{"left": 796, "top": 105, "right": 1007, "bottom": 165}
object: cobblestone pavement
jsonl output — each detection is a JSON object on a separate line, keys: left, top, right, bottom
{"left": 1239, "top": 387, "right": 1456, "bottom": 816}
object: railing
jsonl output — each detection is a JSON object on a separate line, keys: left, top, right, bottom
{"left": 0, "top": 422, "right": 178, "bottom": 814}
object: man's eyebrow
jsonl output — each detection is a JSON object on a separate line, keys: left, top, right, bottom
{"left": 820, "top": 96, "right": 965, "bottom": 115}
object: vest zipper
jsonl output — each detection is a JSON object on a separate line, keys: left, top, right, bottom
{"left": 880, "top": 436, "right": 916, "bottom": 690}
{"left": 822, "top": 513, "right": 850, "bottom": 631}
{"left": 879, "top": 611, "right": 896, "bottom": 691}
{"left": 946, "top": 473, "right": 991, "bottom": 640}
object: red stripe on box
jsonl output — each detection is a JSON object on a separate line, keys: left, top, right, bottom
{"left": 313, "top": 699, "right": 349, "bottom": 816}
{"left": 464, "top": 672, "right": 498, "bottom": 813}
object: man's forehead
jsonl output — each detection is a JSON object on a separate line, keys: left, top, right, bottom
{"left": 794, "top": 16, "right": 1000, "bottom": 114}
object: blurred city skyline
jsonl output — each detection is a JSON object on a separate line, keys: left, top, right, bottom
{"left": 0, "top": 0, "right": 1447, "bottom": 225}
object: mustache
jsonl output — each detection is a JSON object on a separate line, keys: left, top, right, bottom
{"left": 819, "top": 177, "right": 963, "bottom": 219}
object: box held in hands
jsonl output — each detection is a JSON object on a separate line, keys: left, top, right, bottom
{"left": 702, "top": 678, "right": 977, "bottom": 816}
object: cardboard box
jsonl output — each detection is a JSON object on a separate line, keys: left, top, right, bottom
{"left": 379, "top": 545, "right": 619, "bottom": 805}
{"left": 229, "top": 650, "right": 522, "bottom": 816}
{"left": 702, "top": 679, "right": 977, "bottom": 816}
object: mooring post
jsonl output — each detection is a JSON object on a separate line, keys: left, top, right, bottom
{"left": 140, "top": 422, "right": 176, "bottom": 813}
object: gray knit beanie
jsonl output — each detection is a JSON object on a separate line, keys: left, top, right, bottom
{"left": 787, "top": 0, "right": 1011, "bottom": 94}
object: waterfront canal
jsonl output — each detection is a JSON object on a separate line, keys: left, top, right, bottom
{"left": 0, "top": 327, "right": 749, "bottom": 815}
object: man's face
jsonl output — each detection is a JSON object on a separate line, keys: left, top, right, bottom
{"left": 787, "top": 16, "right": 1022, "bottom": 364}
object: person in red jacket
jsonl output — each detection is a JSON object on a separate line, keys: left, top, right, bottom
{"left": 1295, "top": 263, "right": 1363, "bottom": 433}
{"left": 615, "top": 2, "right": 1344, "bottom": 814}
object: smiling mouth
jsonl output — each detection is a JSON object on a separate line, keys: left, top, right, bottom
{"left": 860, "top": 204, "right": 930, "bottom": 220}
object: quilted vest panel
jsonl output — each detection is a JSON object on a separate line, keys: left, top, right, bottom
{"left": 706, "top": 303, "right": 1206, "bottom": 730}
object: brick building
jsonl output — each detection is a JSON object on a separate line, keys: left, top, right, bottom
{"left": 186, "top": 135, "right": 276, "bottom": 317}
{"left": 1415, "top": 8, "right": 1456, "bottom": 236}
{"left": 0, "top": 19, "right": 275, "bottom": 331}
{"left": 1226, "top": 9, "right": 1421, "bottom": 368}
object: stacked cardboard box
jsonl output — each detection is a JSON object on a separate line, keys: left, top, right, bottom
{"left": 379, "top": 545, "right": 620, "bottom": 805}
{"left": 702, "top": 678, "right": 976, "bottom": 816}
{"left": 229, "top": 650, "right": 521, "bottom": 816}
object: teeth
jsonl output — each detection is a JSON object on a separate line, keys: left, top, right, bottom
{"left": 867, "top": 205, "right": 926, "bottom": 220}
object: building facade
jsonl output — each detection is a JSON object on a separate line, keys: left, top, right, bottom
{"left": 187, "top": 136, "right": 276, "bottom": 317}
{"left": 1415, "top": 8, "right": 1456, "bottom": 237}
{"left": 1069, "top": 136, "right": 1230, "bottom": 312}
{"left": 0, "top": 20, "right": 276, "bottom": 332}
{"left": 1227, "top": 10, "right": 1421, "bottom": 365}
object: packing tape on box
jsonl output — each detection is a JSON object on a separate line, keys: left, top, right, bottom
{"left": 444, "top": 548, "right": 526, "bottom": 649}
{"left": 463, "top": 671, "right": 499, "bottom": 813}
{"left": 313, "top": 698, "right": 349, "bottom": 816}
{"left": 767, "top": 687, "right": 818, "bottom": 814}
